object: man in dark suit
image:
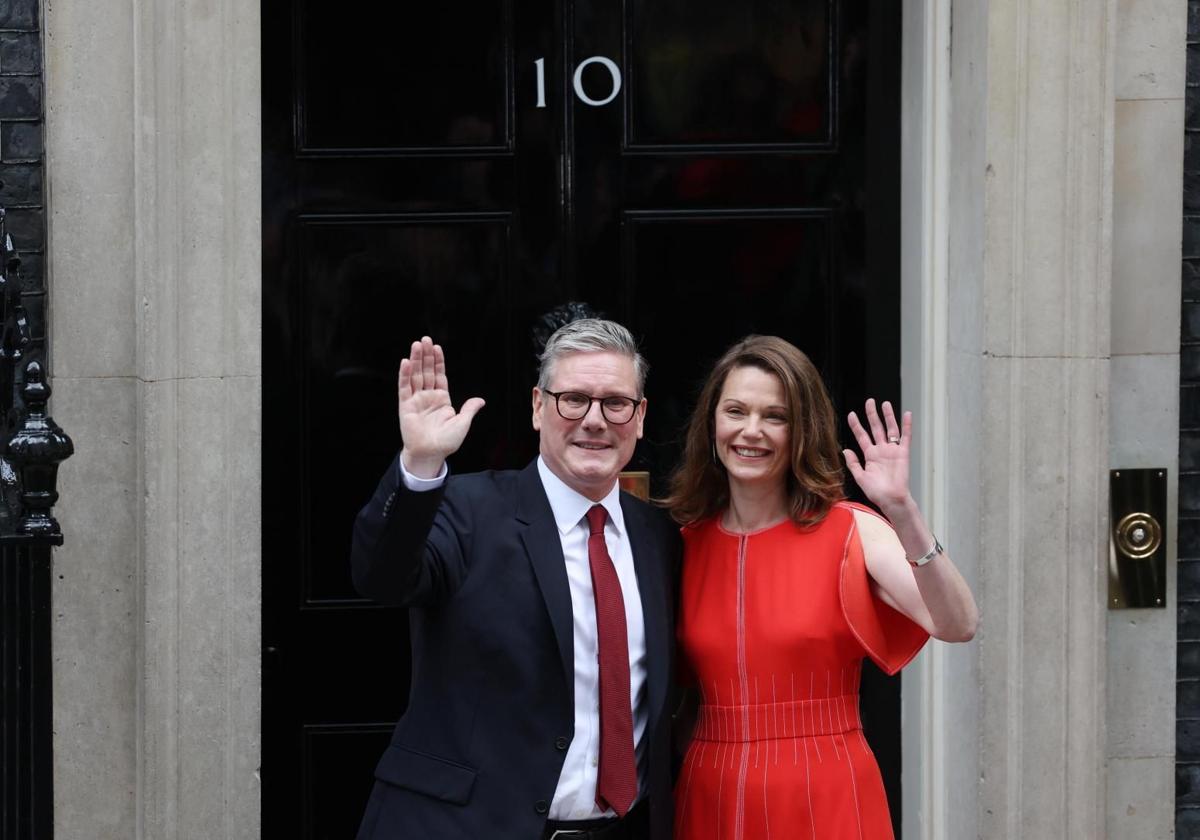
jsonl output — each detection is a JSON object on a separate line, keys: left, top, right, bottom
{"left": 352, "top": 319, "right": 680, "bottom": 839}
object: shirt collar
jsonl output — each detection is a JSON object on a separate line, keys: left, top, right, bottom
{"left": 537, "top": 456, "right": 626, "bottom": 538}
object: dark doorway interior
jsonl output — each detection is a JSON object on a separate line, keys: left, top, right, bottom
{"left": 262, "top": 0, "right": 902, "bottom": 835}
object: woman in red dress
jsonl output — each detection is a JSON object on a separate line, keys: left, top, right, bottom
{"left": 665, "top": 336, "right": 977, "bottom": 840}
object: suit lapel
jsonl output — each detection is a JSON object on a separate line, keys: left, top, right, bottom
{"left": 515, "top": 462, "right": 575, "bottom": 700}
{"left": 622, "top": 495, "right": 669, "bottom": 722}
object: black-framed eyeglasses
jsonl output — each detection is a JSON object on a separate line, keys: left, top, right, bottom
{"left": 542, "top": 389, "right": 641, "bottom": 424}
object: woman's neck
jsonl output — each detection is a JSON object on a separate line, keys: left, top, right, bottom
{"left": 723, "top": 481, "right": 789, "bottom": 533}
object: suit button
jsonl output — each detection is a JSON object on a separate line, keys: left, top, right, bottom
{"left": 555, "top": 736, "right": 569, "bottom": 750}
{"left": 534, "top": 800, "right": 549, "bottom": 815}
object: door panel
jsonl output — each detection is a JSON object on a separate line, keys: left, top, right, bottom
{"left": 263, "top": 0, "right": 901, "bottom": 836}
{"left": 295, "top": 0, "right": 513, "bottom": 153}
{"left": 625, "top": 0, "right": 834, "bottom": 148}
{"left": 298, "top": 214, "right": 516, "bottom": 603}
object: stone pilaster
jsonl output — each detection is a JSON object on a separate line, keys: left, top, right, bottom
{"left": 974, "top": 0, "right": 1116, "bottom": 837}
{"left": 44, "top": 0, "right": 262, "bottom": 836}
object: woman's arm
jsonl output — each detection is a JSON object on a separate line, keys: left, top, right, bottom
{"left": 853, "top": 505, "right": 977, "bottom": 642}
{"left": 843, "top": 398, "right": 978, "bottom": 642}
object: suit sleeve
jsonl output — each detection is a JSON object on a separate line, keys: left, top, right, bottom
{"left": 351, "top": 453, "right": 473, "bottom": 606}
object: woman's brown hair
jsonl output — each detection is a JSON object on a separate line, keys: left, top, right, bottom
{"left": 662, "top": 335, "right": 845, "bottom": 527}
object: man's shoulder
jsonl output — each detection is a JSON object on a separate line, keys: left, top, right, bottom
{"left": 620, "top": 492, "right": 681, "bottom": 543}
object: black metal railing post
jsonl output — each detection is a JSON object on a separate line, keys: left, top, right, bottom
{"left": 0, "top": 204, "right": 72, "bottom": 840}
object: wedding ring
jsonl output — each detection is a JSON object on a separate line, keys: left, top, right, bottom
{"left": 888, "top": 436, "right": 900, "bottom": 444}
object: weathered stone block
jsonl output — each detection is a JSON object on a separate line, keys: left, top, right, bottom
{"left": 1183, "top": 346, "right": 1200, "bottom": 382}
{"left": 0, "top": 33, "right": 38, "bottom": 75}
{"left": 1184, "top": 474, "right": 1200, "bottom": 516}
{"left": 1182, "top": 640, "right": 1200, "bottom": 678}
{"left": 0, "top": 0, "right": 37, "bottom": 30}
{"left": 1183, "top": 433, "right": 1200, "bottom": 472}
{"left": 0, "top": 162, "right": 42, "bottom": 204}
{"left": 1187, "top": 169, "right": 1200, "bottom": 213}
{"left": 4, "top": 206, "right": 43, "bottom": 252}
{"left": 1176, "top": 518, "right": 1200, "bottom": 556}
{"left": 1184, "top": 260, "right": 1200, "bottom": 300}
{"left": 1182, "top": 385, "right": 1200, "bottom": 428}
{"left": 0, "top": 77, "right": 40, "bottom": 119}
{"left": 17, "top": 251, "right": 42, "bottom": 290}
{"left": 1180, "top": 763, "right": 1200, "bottom": 806}
{"left": 1179, "top": 718, "right": 1200, "bottom": 761}
{"left": 1186, "top": 216, "right": 1200, "bottom": 260}
{"left": 2, "top": 121, "right": 41, "bottom": 161}
{"left": 1182, "top": 678, "right": 1200, "bottom": 713}
{"left": 1181, "top": 602, "right": 1200, "bottom": 640}
{"left": 1185, "top": 303, "right": 1200, "bottom": 342}
{"left": 1178, "top": 804, "right": 1200, "bottom": 837}
{"left": 1181, "top": 560, "right": 1200, "bottom": 605}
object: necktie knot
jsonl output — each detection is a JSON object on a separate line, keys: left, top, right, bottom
{"left": 586, "top": 504, "right": 607, "bottom": 536}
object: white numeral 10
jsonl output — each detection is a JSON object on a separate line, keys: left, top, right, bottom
{"left": 534, "top": 56, "right": 622, "bottom": 108}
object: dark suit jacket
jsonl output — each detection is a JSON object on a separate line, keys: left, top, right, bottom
{"left": 352, "top": 457, "right": 681, "bottom": 839}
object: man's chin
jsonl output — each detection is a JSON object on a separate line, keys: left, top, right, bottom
{"left": 564, "top": 459, "right": 622, "bottom": 488}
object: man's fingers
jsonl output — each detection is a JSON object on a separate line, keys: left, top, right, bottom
{"left": 433, "top": 343, "right": 449, "bottom": 392}
{"left": 409, "top": 340, "right": 425, "bottom": 391}
{"left": 443, "top": 397, "right": 485, "bottom": 446}
{"left": 459, "top": 397, "right": 486, "bottom": 424}
{"left": 397, "top": 358, "right": 413, "bottom": 401}
{"left": 420, "top": 336, "right": 436, "bottom": 391}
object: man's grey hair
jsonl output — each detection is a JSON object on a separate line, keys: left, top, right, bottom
{"left": 536, "top": 318, "right": 648, "bottom": 396}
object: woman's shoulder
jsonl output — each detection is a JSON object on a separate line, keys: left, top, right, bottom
{"left": 834, "top": 500, "right": 892, "bottom": 530}
{"left": 680, "top": 514, "right": 723, "bottom": 541}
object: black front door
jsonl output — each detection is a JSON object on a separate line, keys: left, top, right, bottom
{"left": 262, "top": 1, "right": 901, "bottom": 836}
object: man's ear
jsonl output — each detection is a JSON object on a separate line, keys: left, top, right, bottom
{"left": 634, "top": 398, "right": 647, "bottom": 440}
{"left": 531, "top": 387, "right": 543, "bottom": 431}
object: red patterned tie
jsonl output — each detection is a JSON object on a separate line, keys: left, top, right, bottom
{"left": 585, "top": 504, "right": 637, "bottom": 817}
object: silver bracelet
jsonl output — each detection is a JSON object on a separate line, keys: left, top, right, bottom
{"left": 907, "top": 534, "right": 943, "bottom": 567}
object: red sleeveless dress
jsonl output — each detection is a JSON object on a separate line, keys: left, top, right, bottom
{"left": 674, "top": 502, "right": 928, "bottom": 840}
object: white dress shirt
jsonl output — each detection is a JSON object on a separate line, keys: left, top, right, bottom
{"left": 398, "top": 456, "right": 648, "bottom": 819}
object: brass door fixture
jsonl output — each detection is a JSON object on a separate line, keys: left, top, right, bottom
{"left": 1108, "top": 469, "right": 1167, "bottom": 609}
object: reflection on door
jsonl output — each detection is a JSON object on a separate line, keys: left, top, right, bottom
{"left": 262, "top": 0, "right": 901, "bottom": 836}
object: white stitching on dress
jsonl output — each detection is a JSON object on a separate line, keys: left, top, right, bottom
{"left": 735, "top": 535, "right": 749, "bottom": 840}
{"left": 842, "top": 730, "right": 864, "bottom": 840}
{"left": 809, "top": 672, "right": 822, "bottom": 762}
{"left": 678, "top": 740, "right": 700, "bottom": 838}
{"left": 713, "top": 680, "right": 723, "bottom": 768}
{"left": 791, "top": 673, "right": 798, "bottom": 765}
{"left": 802, "top": 714, "right": 816, "bottom": 839}
{"left": 754, "top": 676, "right": 760, "bottom": 769}
{"left": 772, "top": 674, "right": 779, "bottom": 766}
{"left": 763, "top": 719, "right": 771, "bottom": 840}
{"left": 730, "top": 678, "right": 738, "bottom": 769}
{"left": 827, "top": 671, "right": 841, "bottom": 761}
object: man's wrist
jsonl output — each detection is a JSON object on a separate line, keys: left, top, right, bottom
{"left": 400, "top": 450, "right": 447, "bottom": 481}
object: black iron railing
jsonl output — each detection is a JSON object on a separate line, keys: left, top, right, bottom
{"left": 0, "top": 204, "right": 73, "bottom": 840}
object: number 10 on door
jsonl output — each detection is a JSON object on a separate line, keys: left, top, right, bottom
{"left": 534, "top": 57, "right": 623, "bottom": 108}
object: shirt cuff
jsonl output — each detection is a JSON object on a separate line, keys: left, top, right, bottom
{"left": 397, "top": 457, "right": 448, "bottom": 491}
